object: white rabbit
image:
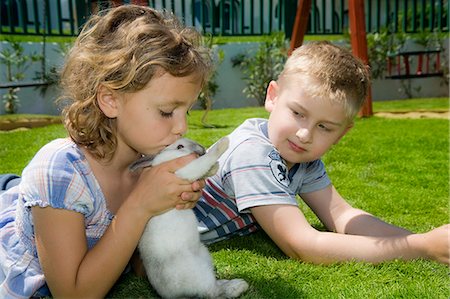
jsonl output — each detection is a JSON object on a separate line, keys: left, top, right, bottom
{"left": 130, "top": 137, "right": 249, "bottom": 299}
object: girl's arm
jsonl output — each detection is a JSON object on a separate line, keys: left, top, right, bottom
{"left": 33, "top": 200, "right": 146, "bottom": 298}
{"left": 250, "top": 185, "right": 449, "bottom": 265}
{"left": 33, "top": 156, "right": 201, "bottom": 298}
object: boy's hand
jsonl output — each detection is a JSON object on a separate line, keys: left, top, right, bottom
{"left": 420, "top": 224, "right": 450, "bottom": 265}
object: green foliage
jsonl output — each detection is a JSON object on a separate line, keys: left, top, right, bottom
{"left": 412, "top": 29, "right": 449, "bottom": 87}
{"left": 0, "top": 39, "right": 43, "bottom": 114}
{"left": 344, "top": 26, "right": 448, "bottom": 99}
{"left": 366, "top": 28, "right": 407, "bottom": 79}
{"left": 0, "top": 39, "right": 42, "bottom": 82}
{"left": 2, "top": 87, "right": 20, "bottom": 114}
{"left": 231, "top": 32, "right": 288, "bottom": 106}
{"left": 198, "top": 37, "right": 225, "bottom": 110}
{"left": 34, "top": 42, "right": 72, "bottom": 96}
{"left": 197, "top": 36, "right": 226, "bottom": 128}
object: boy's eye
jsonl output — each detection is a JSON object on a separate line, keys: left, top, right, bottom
{"left": 293, "top": 111, "right": 305, "bottom": 118}
{"left": 159, "top": 110, "right": 173, "bottom": 118}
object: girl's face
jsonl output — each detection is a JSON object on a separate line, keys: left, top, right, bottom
{"left": 265, "top": 78, "right": 352, "bottom": 169}
{"left": 111, "top": 72, "right": 202, "bottom": 157}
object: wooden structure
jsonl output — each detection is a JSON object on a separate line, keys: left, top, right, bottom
{"left": 289, "top": 0, "right": 373, "bottom": 117}
{"left": 386, "top": 50, "right": 443, "bottom": 79}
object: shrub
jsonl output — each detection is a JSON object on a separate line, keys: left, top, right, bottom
{"left": 231, "top": 32, "right": 288, "bottom": 106}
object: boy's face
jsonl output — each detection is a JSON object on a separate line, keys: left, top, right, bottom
{"left": 265, "top": 78, "right": 352, "bottom": 169}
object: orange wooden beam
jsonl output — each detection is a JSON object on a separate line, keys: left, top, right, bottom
{"left": 349, "top": 0, "right": 373, "bottom": 117}
{"left": 289, "top": 0, "right": 312, "bottom": 55}
{"left": 131, "top": 0, "right": 148, "bottom": 5}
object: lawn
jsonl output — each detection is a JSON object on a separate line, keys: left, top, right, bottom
{"left": 0, "top": 98, "right": 449, "bottom": 298}
{"left": 372, "top": 97, "right": 449, "bottom": 112}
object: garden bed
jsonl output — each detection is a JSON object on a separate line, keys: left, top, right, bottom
{"left": 374, "top": 110, "right": 449, "bottom": 119}
{"left": 0, "top": 116, "right": 62, "bottom": 131}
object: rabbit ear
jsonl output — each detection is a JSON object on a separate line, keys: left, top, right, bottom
{"left": 129, "top": 155, "right": 156, "bottom": 172}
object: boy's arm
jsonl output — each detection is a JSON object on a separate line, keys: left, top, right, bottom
{"left": 300, "top": 185, "right": 411, "bottom": 237}
{"left": 250, "top": 185, "right": 449, "bottom": 264}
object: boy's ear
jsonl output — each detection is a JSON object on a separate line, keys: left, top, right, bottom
{"left": 97, "top": 84, "right": 119, "bottom": 118}
{"left": 264, "top": 80, "right": 279, "bottom": 113}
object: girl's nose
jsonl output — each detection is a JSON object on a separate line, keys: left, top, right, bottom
{"left": 172, "top": 115, "right": 188, "bottom": 136}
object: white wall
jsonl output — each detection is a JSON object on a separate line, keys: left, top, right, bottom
{"left": 0, "top": 39, "right": 448, "bottom": 115}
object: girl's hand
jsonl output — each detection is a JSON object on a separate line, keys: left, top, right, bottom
{"left": 177, "top": 179, "right": 205, "bottom": 210}
{"left": 129, "top": 154, "right": 202, "bottom": 218}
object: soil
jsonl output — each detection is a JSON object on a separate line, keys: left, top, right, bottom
{"left": 374, "top": 111, "right": 449, "bottom": 119}
{"left": 0, "top": 111, "right": 448, "bottom": 131}
{"left": 0, "top": 117, "right": 62, "bottom": 131}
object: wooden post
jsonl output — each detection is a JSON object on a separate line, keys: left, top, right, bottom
{"left": 348, "top": 0, "right": 373, "bottom": 117}
{"left": 131, "top": 0, "right": 148, "bottom": 5}
{"left": 289, "top": 0, "right": 312, "bottom": 55}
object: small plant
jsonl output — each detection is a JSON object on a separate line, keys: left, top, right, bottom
{"left": 231, "top": 32, "right": 288, "bottom": 106}
{"left": 198, "top": 36, "right": 225, "bottom": 127}
{"left": 2, "top": 87, "right": 20, "bottom": 114}
{"left": 34, "top": 42, "right": 72, "bottom": 96}
{"left": 0, "top": 39, "right": 42, "bottom": 114}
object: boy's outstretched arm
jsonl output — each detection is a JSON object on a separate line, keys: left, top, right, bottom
{"left": 250, "top": 185, "right": 449, "bottom": 265}
{"left": 301, "top": 185, "right": 412, "bottom": 237}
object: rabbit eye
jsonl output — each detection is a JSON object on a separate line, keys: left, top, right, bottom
{"left": 177, "top": 144, "right": 184, "bottom": 150}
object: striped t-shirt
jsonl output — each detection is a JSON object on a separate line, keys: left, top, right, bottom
{"left": 193, "top": 118, "right": 331, "bottom": 244}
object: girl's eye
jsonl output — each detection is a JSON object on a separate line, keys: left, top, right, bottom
{"left": 318, "top": 124, "right": 331, "bottom": 131}
{"left": 159, "top": 110, "right": 173, "bottom": 118}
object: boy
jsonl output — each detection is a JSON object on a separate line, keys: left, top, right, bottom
{"left": 193, "top": 41, "right": 449, "bottom": 265}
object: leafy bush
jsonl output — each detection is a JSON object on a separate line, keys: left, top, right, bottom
{"left": 366, "top": 28, "right": 407, "bottom": 80}
{"left": 198, "top": 36, "right": 225, "bottom": 127}
{"left": 231, "top": 33, "right": 288, "bottom": 106}
{"left": 0, "top": 39, "right": 43, "bottom": 114}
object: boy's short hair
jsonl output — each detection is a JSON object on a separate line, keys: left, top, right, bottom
{"left": 60, "top": 5, "right": 211, "bottom": 160}
{"left": 278, "top": 41, "right": 370, "bottom": 119}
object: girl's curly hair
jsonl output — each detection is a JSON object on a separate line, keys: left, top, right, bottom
{"left": 59, "top": 5, "right": 212, "bottom": 161}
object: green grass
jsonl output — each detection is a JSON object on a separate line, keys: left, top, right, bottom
{"left": 0, "top": 114, "right": 61, "bottom": 121}
{"left": 0, "top": 33, "right": 75, "bottom": 43}
{"left": 373, "top": 97, "right": 449, "bottom": 112}
{"left": 1, "top": 33, "right": 342, "bottom": 45}
{"left": 0, "top": 98, "right": 449, "bottom": 298}
{"left": 211, "top": 34, "right": 343, "bottom": 44}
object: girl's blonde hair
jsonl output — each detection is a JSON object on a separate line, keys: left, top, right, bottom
{"left": 278, "top": 41, "right": 370, "bottom": 119}
{"left": 59, "top": 5, "right": 211, "bottom": 160}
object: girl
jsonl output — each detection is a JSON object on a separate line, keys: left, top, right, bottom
{"left": 0, "top": 5, "right": 211, "bottom": 298}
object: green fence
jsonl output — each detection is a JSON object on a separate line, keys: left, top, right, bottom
{"left": 1, "top": 0, "right": 448, "bottom": 37}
